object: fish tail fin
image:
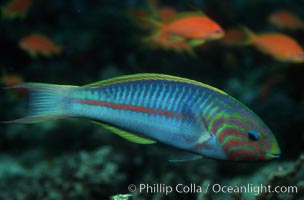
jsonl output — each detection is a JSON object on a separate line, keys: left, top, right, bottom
{"left": 142, "top": 29, "right": 163, "bottom": 46}
{"left": 238, "top": 26, "right": 256, "bottom": 45}
{"left": 143, "top": 17, "right": 163, "bottom": 29}
{"left": 3, "top": 83, "right": 78, "bottom": 123}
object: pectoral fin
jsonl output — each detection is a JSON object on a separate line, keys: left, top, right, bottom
{"left": 90, "top": 120, "right": 157, "bottom": 144}
{"left": 167, "top": 34, "right": 185, "bottom": 43}
{"left": 188, "top": 39, "right": 205, "bottom": 47}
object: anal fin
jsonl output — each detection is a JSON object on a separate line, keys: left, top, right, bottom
{"left": 90, "top": 120, "right": 157, "bottom": 144}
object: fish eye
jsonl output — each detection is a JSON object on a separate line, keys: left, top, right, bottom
{"left": 215, "top": 29, "right": 222, "bottom": 33}
{"left": 248, "top": 130, "right": 259, "bottom": 141}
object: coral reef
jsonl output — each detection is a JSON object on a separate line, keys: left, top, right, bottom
{"left": 0, "top": 146, "right": 127, "bottom": 200}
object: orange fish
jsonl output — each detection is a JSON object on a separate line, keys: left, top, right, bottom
{"left": 157, "top": 12, "right": 224, "bottom": 42}
{"left": 244, "top": 28, "right": 304, "bottom": 63}
{"left": 1, "top": 0, "right": 32, "bottom": 19}
{"left": 269, "top": 10, "right": 304, "bottom": 30}
{"left": 1, "top": 70, "right": 28, "bottom": 96}
{"left": 144, "top": 11, "right": 224, "bottom": 53}
{"left": 1, "top": 71, "right": 23, "bottom": 87}
{"left": 19, "top": 34, "right": 62, "bottom": 58}
{"left": 220, "top": 28, "right": 246, "bottom": 46}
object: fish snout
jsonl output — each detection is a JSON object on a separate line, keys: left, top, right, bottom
{"left": 265, "top": 137, "right": 281, "bottom": 160}
{"left": 212, "top": 28, "right": 225, "bottom": 40}
{"left": 287, "top": 52, "right": 304, "bottom": 63}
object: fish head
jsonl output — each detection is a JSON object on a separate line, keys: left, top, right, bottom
{"left": 287, "top": 51, "right": 304, "bottom": 63}
{"left": 195, "top": 95, "right": 281, "bottom": 162}
{"left": 211, "top": 99, "right": 281, "bottom": 162}
{"left": 206, "top": 18, "right": 225, "bottom": 39}
{"left": 204, "top": 25, "right": 225, "bottom": 41}
{"left": 185, "top": 17, "right": 224, "bottom": 40}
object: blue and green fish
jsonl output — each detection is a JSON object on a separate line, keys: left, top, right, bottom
{"left": 7, "top": 74, "right": 281, "bottom": 161}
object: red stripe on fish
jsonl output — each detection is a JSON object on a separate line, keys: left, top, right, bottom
{"left": 76, "top": 99, "right": 180, "bottom": 118}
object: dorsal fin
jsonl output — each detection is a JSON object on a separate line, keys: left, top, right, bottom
{"left": 238, "top": 26, "right": 257, "bottom": 45}
{"left": 83, "top": 73, "right": 227, "bottom": 95}
{"left": 90, "top": 120, "right": 157, "bottom": 144}
{"left": 164, "top": 11, "right": 206, "bottom": 23}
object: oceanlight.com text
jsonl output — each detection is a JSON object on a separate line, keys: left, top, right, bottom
{"left": 212, "top": 183, "right": 298, "bottom": 195}
{"left": 127, "top": 183, "right": 298, "bottom": 196}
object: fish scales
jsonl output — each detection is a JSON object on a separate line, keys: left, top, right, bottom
{"left": 64, "top": 79, "right": 209, "bottom": 148}
{"left": 71, "top": 80, "right": 203, "bottom": 121}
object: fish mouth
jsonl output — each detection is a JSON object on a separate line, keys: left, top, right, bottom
{"left": 265, "top": 153, "right": 281, "bottom": 159}
{"left": 265, "top": 136, "right": 281, "bottom": 160}
{"left": 204, "top": 29, "right": 224, "bottom": 40}
{"left": 205, "top": 33, "right": 223, "bottom": 40}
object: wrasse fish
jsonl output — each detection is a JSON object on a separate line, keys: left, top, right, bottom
{"left": 19, "top": 34, "right": 62, "bottom": 58}
{"left": 243, "top": 28, "right": 304, "bottom": 63}
{"left": 1, "top": 0, "right": 32, "bottom": 19}
{"left": 269, "top": 10, "right": 304, "bottom": 30}
{"left": 7, "top": 74, "right": 281, "bottom": 162}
